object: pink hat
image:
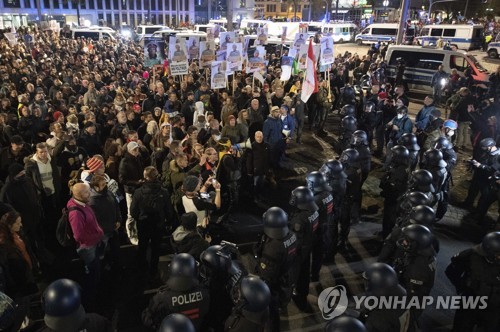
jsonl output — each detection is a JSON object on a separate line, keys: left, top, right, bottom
{"left": 86, "top": 157, "right": 103, "bottom": 173}
{"left": 142, "top": 71, "right": 149, "bottom": 79}
{"left": 53, "top": 111, "right": 63, "bottom": 121}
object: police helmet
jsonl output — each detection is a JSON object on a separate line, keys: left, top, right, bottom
{"left": 433, "top": 136, "right": 453, "bottom": 150}
{"left": 362, "top": 263, "right": 399, "bottom": 292}
{"left": 306, "top": 171, "right": 332, "bottom": 193}
{"left": 319, "top": 159, "right": 344, "bottom": 179}
{"left": 400, "top": 192, "right": 432, "bottom": 213}
{"left": 325, "top": 316, "right": 367, "bottom": 332}
{"left": 409, "top": 169, "right": 435, "bottom": 193}
{"left": 481, "top": 232, "right": 500, "bottom": 265}
{"left": 167, "top": 254, "right": 198, "bottom": 291}
{"left": 397, "top": 133, "right": 420, "bottom": 151}
{"left": 480, "top": 137, "right": 496, "bottom": 149}
{"left": 397, "top": 224, "right": 433, "bottom": 252}
{"left": 422, "top": 149, "right": 447, "bottom": 168}
{"left": 351, "top": 130, "right": 368, "bottom": 146}
{"left": 339, "top": 148, "right": 359, "bottom": 168}
{"left": 159, "top": 314, "right": 195, "bottom": 332}
{"left": 409, "top": 205, "right": 436, "bottom": 226}
{"left": 262, "top": 207, "right": 289, "bottom": 239}
{"left": 235, "top": 275, "right": 271, "bottom": 312}
{"left": 342, "top": 86, "right": 355, "bottom": 99}
{"left": 390, "top": 145, "right": 410, "bottom": 165}
{"left": 364, "top": 101, "right": 375, "bottom": 113}
{"left": 341, "top": 115, "right": 357, "bottom": 132}
{"left": 290, "top": 186, "right": 319, "bottom": 211}
{"left": 443, "top": 119, "right": 458, "bottom": 130}
{"left": 42, "top": 279, "right": 86, "bottom": 332}
{"left": 340, "top": 104, "right": 356, "bottom": 117}
{"left": 0, "top": 292, "right": 19, "bottom": 331}
{"left": 200, "top": 245, "right": 232, "bottom": 274}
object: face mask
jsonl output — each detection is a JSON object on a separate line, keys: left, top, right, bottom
{"left": 397, "top": 114, "right": 404, "bottom": 119}
{"left": 215, "top": 135, "right": 221, "bottom": 141}
{"left": 446, "top": 130, "right": 455, "bottom": 137}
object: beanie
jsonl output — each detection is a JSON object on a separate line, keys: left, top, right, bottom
{"left": 86, "top": 157, "right": 103, "bottom": 173}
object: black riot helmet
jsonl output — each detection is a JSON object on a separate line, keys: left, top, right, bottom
{"left": 339, "top": 148, "right": 359, "bottom": 168}
{"left": 351, "top": 130, "right": 368, "bottom": 146}
{"left": 342, "top": 86, "right": 355, "bottom": 99}
{"left": 409, "top": 169, "right": 435, "bottom": 193}
{"left": 362, "top": 263, "right": 399, "bottom": 292}
{"left": 409, "top": 205, "right": 436, "bottom": 226}
{"left": 480, "top": 137, "right": 496, "bottom": 149}
{"left": 233, "top": 275, "right": 271, "bottom": 312}
{"left": 340, "top": 104, "right": 356, "bottom": 117}
{"left": 42, "top": 279, "right": 86, "bottom": 332}
{"left": 390, "top": 145, "right": 410, "bottom": 165}
{"left": 319, "top": 159, "right": 344, "bottom": 179}
{"left": 397, "top": 224, "right": 433, "bottom": 252}
{"left": 422, "top": 148, "right": 447, "bottom": 168}
{"left": 159, "top": 314, "right": 195, "bottom": 332}
{"left": 262, "top": 207, "right": 289, "bottom": 239}
{"left": 290, "top": 186, "right": 319, "bottom": 211}
{"left": 306, "top": 171, "right": 332, "bottom": 193}
{"left": 200, "top": 245, "right": 232, "bottom": 274}
{"left": 397, "top": 133, "right": 420, "bottom": 151}
{"left": 400, "top": 193, "right": 432, "bottom": 213}
{"left": 481, "top": 232, "right": 500, "bottom": 265}
{"left": 341, "top": 115, "right": 357, "bottom": 132}
{"left": 325, "top": 316, "right": 368, "bottom": 332}
{"left": 167, "top": 253, "right": 198, "bottom": 291}
{"left": 433, "top": 136, "right": 452, "bottom": 150}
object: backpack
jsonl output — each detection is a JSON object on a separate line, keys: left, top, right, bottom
{"left": 142, "top": 190, "right": 164, "bottom": 215}
{"left": 56, "top": 206, "right": 85, "bottom": 247}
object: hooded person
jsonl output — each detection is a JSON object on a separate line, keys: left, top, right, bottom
{"left": 171, "top": 212, "right": 211, "bottom": 259}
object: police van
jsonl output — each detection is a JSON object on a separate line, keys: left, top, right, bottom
{"left": 136, "top": 25, "right": 169, "bottom": 41}
{"left": 415, "top": 24, "right": 483, "bottom": 50}
{"left": 385, "top": 45, "right": 489, "bottom": 93}
{"left": 71, "top": 29, "right": 116, "bottom": 41}
{"left": 307, "top": 22, "right": 357, "bottom": 43}
{"left": 487, "top": 33, "right": 500, "bottom": 58}
{"left": 355, "top": 23, "right": 398, "bottom": 45}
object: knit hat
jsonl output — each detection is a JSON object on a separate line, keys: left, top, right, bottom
{"left": 53, "top": 111, "right": 63, "bottom": 121}
{"left": 127, "top": 141, "right": 139, "bottom": 152}
{"left": 86, "top": 157, "right": 103, "bottom": 173}
{"left": 183, "top": 175, "right": 200, "bottom": 192}
{"left": 8, "top": 163, "right": 24, "bottom": 179}
{"left": 181, "top": 212, "right": 198, "bottom": 230}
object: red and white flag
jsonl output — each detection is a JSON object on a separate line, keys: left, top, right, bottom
{"left": 300, "top": 40, "right": 318, "bottom": 103}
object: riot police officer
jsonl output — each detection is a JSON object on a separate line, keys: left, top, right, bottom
{"left": 405, "top": 169, "right": 436, "bottom": 202}
{"left": 337, "top": 115, "right": 357, "bottom": 153}
{"left": 254, "top": 207, "right": 297, "bottom": 332}
{"left": 225, "top": 275, "right": 271, "bottom": 331}
{"left": 358, "top": 101, "right": 379, "bottom": 148}
{"left": 159, "top": 314, "right": 195, "bottom": 332}
{"left": 339, "top": 86, "right": 356, "bottom": 107}
{"left": 40, "top": 279, "right": 111, "bottom": 332}
{"left": 319, "top": 159, "right": 347, "bottom": 256}
{"left": 339, "top": 104, "right": 356, "bottom": 118}
{"left": 306, "top": 172, "right": 333, "bottom": 279}
{"left": 395, "top": 191, "right": 433, "bottom": 226}
{"left": 446, "top": 232, "right": 500, "bottom": 332}
{"left": 200, "top": 243, "right": 247, "bottom": 332}
{"left": 433, "top": 136, "right": 457, "bottom": 220}
{"left": 380, "top": 145, "right": 409, "bottom": 238}
{"left": 397, "top": 133, "right": 421, "bottom": 171}
{"left": 142, "top": 253, "right": 210, "bottom": 331}
{"left": 393, "top": 224, "right": 437, "bottom": 330}
{"left": 420, "top": 148, "right": 448, "bottom": 216}
{"left": 289, "top": 186, "right": 319, "bottom": 311}
{"left": 325, "top": 316, "right": 367, "bottom": 332}
{"left": 460, "top": 138, "right": 500, "bottom": 214}
{"left": 351, "top": 130, "right": 372, "bottom": 184}
{"left": 338, "top": 149, "right": 361, "bottom": 252}
{"left": 360, "top": 263, "right": 409, "bottom": 331}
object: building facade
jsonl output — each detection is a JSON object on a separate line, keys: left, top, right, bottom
{"left": 0, "top": 0, "right": 195, "bottom": 28}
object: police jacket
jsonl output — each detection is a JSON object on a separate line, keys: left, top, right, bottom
{"left": 394, "top": 247, "right": 437, "bottom": 299}
{"left": 475, "top": 148, "right": 500, "bottom": 175}
{"left": 423, "top": 165, "right": 447, "bottom": 194}
{"left": 379, "top": 164, "right": 408, "bottom": 201}
{"left": 363, "top": 285, "right": 409, "bottom": 332}
{"left": 344, "top": 166, "right": 362, "bottom": 199}
{"left": 142, "top": 278, "right": 210, "bottom": 330}
{"left": 353, "top": 145, "right": 371, "bottom": 178}
{"left": 446, "top": 246, "right": 500, "bottom": 308}
{"left": 328, "top": 172, "right": 347, "bottom": 202}
{"left": 314, "top": 190, "right": 334, "bottom": 226}
{"left": 255, "top": 231, "right": 297, "bottom": 287}
{"left": 289, "top": 208, "right": 319, "bottom": 257}
{"left": 225, "top": 307, "right": 269, "bottom": 332}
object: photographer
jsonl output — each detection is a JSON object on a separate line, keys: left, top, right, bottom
{"left": 181, "top": 175, "right": 221, "bottom": 228}
{"left": 384, "top": 106, "right": 413, "bottom": 169}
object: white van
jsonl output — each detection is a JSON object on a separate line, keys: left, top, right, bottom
{"left": 487, "top": 33, "right": 500, "bottom": 58}
{"left": 355, "top": 23, "right": 398, "bottom": 45}
{"left": 308, "top": 22, "right": 357, "bottom": 43}
{"left": 416, "top": 24, "right": 483, "bottom": 51}
{"left": 240, "top": 19, "right": 270, "bottom": 34}
{"left": 136, "top": 25, "right": 169, "bottom": 41}
{"left": 385, "top": 45, "right": 489, "bottom": 93}
{"left": 71, "top": 29, "right": 115, "bottom": 41}
{"left": 194, "top": 24, "right": 226, "bottom": 33}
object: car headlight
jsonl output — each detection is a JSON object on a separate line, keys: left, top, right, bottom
{"left": 121, "top": 30, "right": 131, "bottom": 38}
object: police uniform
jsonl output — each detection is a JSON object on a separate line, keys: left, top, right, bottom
{"left": 352, "top": 143, "right": 371, "bottom": 223}
{"left": 142, "top": 279, "right": 210, "bottom": 330}
{"left": 380, "top": 163, "right": 409, "bottom": 238}
{"left": 328, "top": 172, "right": 347, "bottom": 256}
{"left": 311, "top": 189, "right": 334, "bottom": 279}
{"left": 435, "top": 144, "right": 457, "bottom": 220}
{"left": 339, "top": 162, "right": 361, "bottom": 248}
{"left": 254, "top": 231, "right": 297, "bottom": 332}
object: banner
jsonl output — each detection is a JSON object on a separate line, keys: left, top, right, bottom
{"left": 226, "top": 43, "right": 243, "bottom": 72}
{"left": 280, "top": 56, "right": 294, "bottom": 81}
{"left": 170, "top": 62, "right": 189, "bottom": 76}
{"left": 187, "top": 37, "right": 200, "bottom": 60}
{"left": 293, "top": 32, "right": 307, "bottom": 50}
{"left": 256, "top": 27, "right": 268, "bottom": 46}
{"left": 169, "top": 36, "right": 188, "bottom": 62}
{"left": 301, "top": 40, "right": 318, "bottom": 103}
{"left": 144, "top": 37, "right": 166, "bottom": 68}
{"left": 200, "top": 41, "right": 216, "bottom": 68}
{"left": 253, "top": 71, "right": 265, "bottom": 84}
{"left": 211, "top": 61, "right": 227, "bottom": 89}
{"left": 246, "top": 46, "right": 266, "bottom": 73}
{"left": 320, "top": 36, "right": 334, "bottom": 65}
{"left": 298, "top": 44, "right": 308, "bottom": 70}
{"left": 207, "top": 25, "right": 221, "bottom": 41}
{"left": 220, "top": 32, "right": 236, "bottom": 51}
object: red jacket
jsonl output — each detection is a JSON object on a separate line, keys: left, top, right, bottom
{"left": 67, "top": 198, "right": 103, "bottom": 249}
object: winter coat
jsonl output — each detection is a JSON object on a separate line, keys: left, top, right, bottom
{"left": 118, "top": 152, "right": 144, "bottom": 194}
{"left": 24, "top": 154, "right": 61, "bottom": 200}
{"left": 67, "top": 198, "right": 104, "bottom": 249}
{"left": 130, "top": 181, "right": 173, "bottom": 227}
{"left": 89, "top": 188, "right": 121, "bottom": 236}
{"left": 171, "top": 226, "right": 209, "bottom": 259}
{"left": 0, "top": 146, "right": 31, "bottom": 182}
{"left": 246, "top": 141, "right": 271, "bottom": 176}
{"left": 262, "top": 115, "right": 283, "bottom": 145}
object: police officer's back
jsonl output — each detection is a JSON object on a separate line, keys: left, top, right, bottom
{"left": 351, "top": 130, "right": 371, "bottom": 183}
{"left": 337, "top": 115, "right": 357, "bottom": 153}
{"left": 142, "top": 254, "right": 210, "bottom": 331}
